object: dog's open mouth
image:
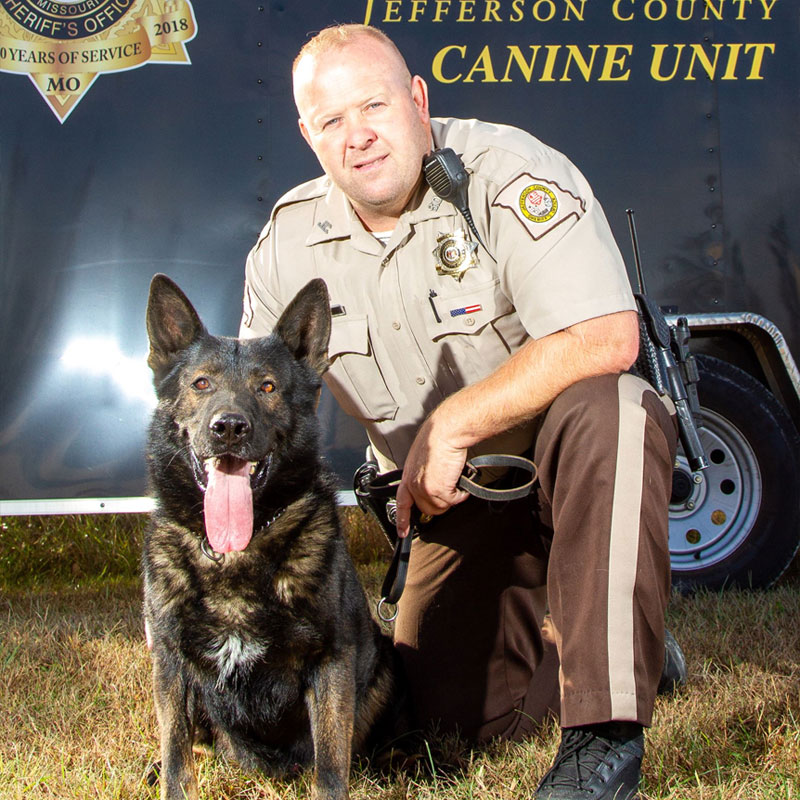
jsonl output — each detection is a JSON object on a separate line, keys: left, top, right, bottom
{"left": 190, "top": 452, "right": 272, "bottom": 555}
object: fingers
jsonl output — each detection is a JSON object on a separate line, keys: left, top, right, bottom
{"left": 395, "top": 415, "right": 471, "bottom": 537}
{"left": 394, "top": 482, "right": 413, "bottom": 539}
{"left": 395, "top": 473, "right": 471, "bottom": 539}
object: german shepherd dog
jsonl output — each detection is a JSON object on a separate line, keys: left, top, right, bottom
{"left": 143, "top": 275, "right": 402, "bottom": 800}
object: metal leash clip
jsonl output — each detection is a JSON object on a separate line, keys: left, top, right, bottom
{"left": 376, "top": 499, "right": 411, "bottom": 622}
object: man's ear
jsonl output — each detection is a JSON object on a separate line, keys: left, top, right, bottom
{"left": 298, "top": 118, "right": 313, "bottom": 149}
{"left": 411, "top": 74, "right": 430, "bottom": 125}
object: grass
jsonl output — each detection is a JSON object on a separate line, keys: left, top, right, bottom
{"left": 1, "top": 512, "right": 799, "bottom": 799}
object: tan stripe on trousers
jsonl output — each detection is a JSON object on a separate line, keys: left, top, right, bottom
{"left": 606, "top": 373, "right": 648, "bottom": 720}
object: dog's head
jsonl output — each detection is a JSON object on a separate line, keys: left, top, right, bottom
{"left": 145, "top": 274, "right": 331, "bottom": 553}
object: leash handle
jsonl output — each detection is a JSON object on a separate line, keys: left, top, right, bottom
{"left": 361, "top": 454, "right": 538, "bottom": 503}
{"left": 457, "top": 454, "right": 538, "bottom": 501}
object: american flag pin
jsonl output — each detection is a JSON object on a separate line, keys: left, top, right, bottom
{"left": 450, "top": 304, "right": 482, "bottom": 317}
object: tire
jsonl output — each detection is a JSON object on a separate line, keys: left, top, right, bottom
{"left": 669, "top": 354, "right": 800, "bottom": 592}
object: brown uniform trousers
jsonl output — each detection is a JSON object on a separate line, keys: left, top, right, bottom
{"left": 393, "top": 372, "right": 677, "bottom": 741}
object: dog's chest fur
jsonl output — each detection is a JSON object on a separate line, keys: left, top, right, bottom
{"left": 206, "top": 632, "right": 267, "bottom": 685}
{"left": 146, "top": 515, "right": 334, "bottom": 682}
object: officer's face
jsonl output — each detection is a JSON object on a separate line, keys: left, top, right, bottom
{"left": 294, "top": 37, "right": 432, "bottom": 231}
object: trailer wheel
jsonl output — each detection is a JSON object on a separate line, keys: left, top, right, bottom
{"left": 669, "top": 354, "right": 800, "bottom": 592}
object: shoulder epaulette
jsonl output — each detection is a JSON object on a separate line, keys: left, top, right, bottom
{"left": 270, "top": 175, "right": 330, "bottom": 222}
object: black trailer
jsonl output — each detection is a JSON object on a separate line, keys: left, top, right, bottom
{"left": 1, "top": 0, "right": 798, "bottom": 590}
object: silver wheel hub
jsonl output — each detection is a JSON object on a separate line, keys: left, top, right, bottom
{"left": 669, "top": 408, "right": 762, "bottom": 571}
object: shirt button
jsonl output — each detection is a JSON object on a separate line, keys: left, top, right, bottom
{"left": 465, "top": 317, "right": 476, "bottom": 327}
{"left": 416, "top": 376, "right": 426, "bottom": 385}
{"left": 392, "top": 321, "right": 401, "bottom": 330}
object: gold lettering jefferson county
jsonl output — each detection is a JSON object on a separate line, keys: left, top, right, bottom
{"left": 612, "top": 0, "right": 779, "bottom": 23}
{"left": 379, "top": 0, "right": 587, "bottom": 22}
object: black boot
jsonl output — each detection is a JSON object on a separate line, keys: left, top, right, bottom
{"left": 535, "top": 721, "right": 644, "bottom": 800}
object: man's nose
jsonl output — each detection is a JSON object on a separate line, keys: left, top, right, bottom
{"left": 345, "top": 118, "right": 377, "bottom": 150}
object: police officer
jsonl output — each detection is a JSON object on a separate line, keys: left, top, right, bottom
{"left": 241, "top": 23, "right": 678, "bottom": 800}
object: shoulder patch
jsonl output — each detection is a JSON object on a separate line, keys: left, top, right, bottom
{"left": 492, "top": 173, "right": 585, "bottom": 241}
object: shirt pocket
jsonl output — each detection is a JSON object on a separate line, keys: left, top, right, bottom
{"left": 425, "top": 280, "right": 524, "bottom": 386}
{"left": 325, "top": 314, "right": 399, "bottom": 422}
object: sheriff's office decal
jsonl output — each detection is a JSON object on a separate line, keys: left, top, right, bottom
{"left": 493, "top": 173, "right": 585, "bottom": 241}
{"left": 433, "top": 229, "right": 478, "bottom": 281}
{"left": 0, "top": 0, "right": 197, "bottom": 123}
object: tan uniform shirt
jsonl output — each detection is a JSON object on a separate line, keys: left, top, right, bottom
{"left": 240, "top": 117, "right": 635, "bottom": 472}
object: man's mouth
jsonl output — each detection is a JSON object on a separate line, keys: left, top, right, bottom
{"left": 353, "top": 153, "right": 388, "bottom": 172}
{"left": 189, "top": 451, "right": 272, "bottom": 554}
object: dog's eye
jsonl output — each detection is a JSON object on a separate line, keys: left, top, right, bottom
{"left": 259, "top": 380, "right": 276, "bottom": 394}
{"left": 193, "top": 377, "right": 211, "bottom": 391}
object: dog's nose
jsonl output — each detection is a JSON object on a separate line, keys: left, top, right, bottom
{"left": 209, "top": 412, "right": 251, "bottom": 446}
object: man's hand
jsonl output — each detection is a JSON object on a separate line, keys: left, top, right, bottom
{"left": 394, "top": 414, "right": 471, "bottom": 538}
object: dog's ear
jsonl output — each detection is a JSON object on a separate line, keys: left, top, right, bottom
{"left": 146, "top": 274, "right": 207, "bottom": 381}
{"left": 274, "top": 279, "right": 331, "bottom": 376}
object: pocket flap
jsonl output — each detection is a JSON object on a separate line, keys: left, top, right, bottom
{"left": 428, "top": 281, "right": 513, "bottom": 339}
{"left": 328, "top": 314, "right": 369, "bottom": 359}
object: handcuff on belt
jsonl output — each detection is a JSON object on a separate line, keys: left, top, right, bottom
{"left": 353, "top": 454, "right": 538, "bottom": 621}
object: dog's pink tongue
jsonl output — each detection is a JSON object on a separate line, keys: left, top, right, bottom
{"left": 204, "top": 457, "right": 253, "bottom": 553}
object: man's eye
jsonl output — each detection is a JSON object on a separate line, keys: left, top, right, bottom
{"left": 193, "top": 377, "right": 211, "bottom": 391}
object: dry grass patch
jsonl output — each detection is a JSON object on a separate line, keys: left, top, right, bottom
{"left": 1, "top": 513, "right": 799, "bottom": 799}
{"left": 1, "top": 582, "right": 154, "bottom": 798}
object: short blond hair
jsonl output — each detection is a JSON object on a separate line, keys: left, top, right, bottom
{"left": 292, "top": 24, "right": 410, "bottom": 81}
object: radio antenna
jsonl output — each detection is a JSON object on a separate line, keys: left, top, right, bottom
{"left": 626, "top": 208, "right": 647, "bottom": 294}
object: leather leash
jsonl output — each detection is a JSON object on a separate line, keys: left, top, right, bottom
{"left": 354, "top": 455, "right": 538, "bottom": 621}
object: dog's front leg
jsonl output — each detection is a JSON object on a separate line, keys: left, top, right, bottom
{"left": 306, "top": 650, "right": 356, "bottom": 800}
{"left": 152, "top": 649, "right": 199, "bottom": 800}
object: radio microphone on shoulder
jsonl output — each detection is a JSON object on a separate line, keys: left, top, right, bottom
{"left": 423, "top": 147, "right": 491, "bottom": 256}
